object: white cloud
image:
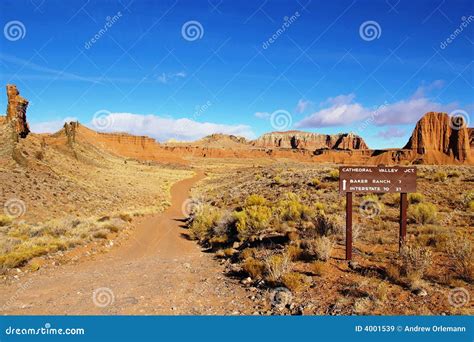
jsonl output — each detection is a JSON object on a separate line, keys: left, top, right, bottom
{"left": 32, "top": 113, "right": 255, "bottom": 141}
{"left": 30, "top": 117, "right": 78, "bottom": 133}
{"left": 376, "top": 127, "right": 406, "bottom": 139}
{"left": 295, "top": 85, "right": 457, "bottom": 128}
{"left": 87, "top": 113, "right": 255, "bottom": 141}
{"left": 254, "top": 111, "right": 270, "bottom": 119}
{"left": 295, "top": 99, "right": 312, "bottom": 113}
{"left": 157, "top": 71, "right": 187, "bottom": 84}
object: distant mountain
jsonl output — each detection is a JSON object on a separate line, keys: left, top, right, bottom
{"left": 1, "top": 84, "right": 472, "bottom": 165}
{"left": 252, "top": 131, "right": 368, "bottom": 150}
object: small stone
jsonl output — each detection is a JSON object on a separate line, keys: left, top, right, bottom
{"left": 348, "top": 261, "right": 359, "bottom": 270}
{"left": 413, "top": 288, "right": 427, "bottom": 297}
{"left": 241, "top": 277, "right": 252, "bottom": 285}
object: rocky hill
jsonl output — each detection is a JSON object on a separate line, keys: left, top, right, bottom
{"left": 1, "top": 85, "right": 472, "bottom": 166}
{"left": 252, "top": 131, "right": 368, "bottom": 150}
{"left": 403, "top": 112, "right": 472, "bottom": 163}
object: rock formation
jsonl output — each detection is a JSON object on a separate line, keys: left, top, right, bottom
{"left": 252, "top": 131, "right": 368, "bottom": 150}
{"left": 5, "top": 84, "right": 29, "bottom": 139}
{"left": 403, "top": 112, "right": 471, "bottom": 162}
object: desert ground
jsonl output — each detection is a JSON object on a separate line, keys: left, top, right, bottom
{"left": 0, "top": 86, "right": 472, "bottom": 315}
{"left": 1, "top": 156, "right": 472, "bottom": 315}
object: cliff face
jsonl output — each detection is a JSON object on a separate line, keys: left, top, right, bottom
{"left": 252, "top": 131, "right": 368, "bottom": 150}
{"left": 403, "top": 112, "right": 471, "bottom": 162}
{"left": 6, "top": 84, "right": 29, "bottom": 139}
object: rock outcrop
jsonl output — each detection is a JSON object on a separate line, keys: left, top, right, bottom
{"left": 5, "top": 84, "right": 29, "bottom": 139}
{"left": 403, "top": 112, "right": 471, "bottom": 162}
{"left": 252, "top": 131, "right": 368, "bottom": 150}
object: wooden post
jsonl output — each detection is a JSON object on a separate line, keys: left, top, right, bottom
{"left": 399, "top": 192, "right": 407, "bottom": 251}
{"left": 346, "top": 192, "right": 353, "bottom": 260}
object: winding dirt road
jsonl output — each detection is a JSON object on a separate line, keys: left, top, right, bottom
{"left": 0, "top": 171, "right": 256, "bottom": 315}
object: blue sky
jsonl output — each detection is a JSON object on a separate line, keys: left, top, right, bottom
{"left": 0, "top": 0, "right": 473, "bottom": 148}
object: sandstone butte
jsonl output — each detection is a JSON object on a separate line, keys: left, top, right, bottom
{"left": 0, "top": 84, "right": 472, "bottom": 166}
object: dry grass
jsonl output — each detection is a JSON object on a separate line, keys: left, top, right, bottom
{"left": 189, "top": 160, "right": 474, "bottom": 314}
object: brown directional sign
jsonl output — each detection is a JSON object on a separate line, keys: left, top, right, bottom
{"left": 339, "top": 166, "right": 416, "bottom": 194}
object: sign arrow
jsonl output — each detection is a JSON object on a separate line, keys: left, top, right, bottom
{"left": 342, "top": 179, "right": 346, "bottom": 191}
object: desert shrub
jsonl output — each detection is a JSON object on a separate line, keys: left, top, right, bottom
{"left": 464, "top": 191, "right": 474, "bottom": 211}
{"left": 273, "top": 175, "right": 285, "bottom": 185}
{"left": 310, "top": 178, "right": 320, "bottom": 187}
{"left": 313, "top": 202, "right": 325, "bottom": 215}
{"left": 400, "top": 244, "right": 432, "bottom": 281}
{"left": 0, "top": 215, "right": 12, "bottom": 227}
{"left": 468, "top": 200, "right": 474, "bottom": 212}
{"left": 93, "top": 229, "right": 108, "bottom": 239}
{"left": 302, "top": 236, "right": 333, "bottom": 261}
{"left": 265, "top": 253, "right": 291, "bottom": 283}
{"left": 445, "top": 235, "right": 473, "bottom": 281}
{"left": 433, "top": 171, "right": 447, "bottom": 182}
{"left": 408, "top": 203, "right": 437, "bottom": 224}
{"left": 448, "top": 170, "right": 461, "bottom": 178}
{"left": 118, "top": 213, "right": 132, "bottom": 222}
{"left": 327, "top": 169, "right": 339, "bottom": 181}
{"left": 240, "top": 248, "right": 257, "bottom": 260}
{"left": 383, "top": 193, "right": 399, "bottom": 206}
{"left": 311, "top": 260, "right": 327, "bottom": 276}
{"left": 277, "top": 192, "right": 312, "bottom": 221}
{"left": 286, "top": 244, "right": 303, "bottom": 261}
{"left": 234, "top": 195, "right": 272, "bottom": 241}
{"left": 375, "top": 282, "right": 389, "bottom": 302}
{"left": 244, "top": 194, "right": 267, "bottom": 207}
{"left": 189, "top": 204, "right": 222, "bottom": 241}
{"left": 312, "top": 214, "right": 343, "bottom": 237}
{"left": 281, "top": 272, "right": 310, "bottom": 292}
{"left": 242, "top": 257, "right": 266, "bottom": 279}
{"left": 408, "top": 193, "right": 424, "bottom": 204}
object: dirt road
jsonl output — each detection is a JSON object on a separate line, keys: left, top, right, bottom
{"left": 0, "top": 171, "right": 257, "bottom": 315}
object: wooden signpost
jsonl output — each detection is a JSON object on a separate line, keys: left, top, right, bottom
{"left": 339, "top": 166, "right": 417, "bottom": 260}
